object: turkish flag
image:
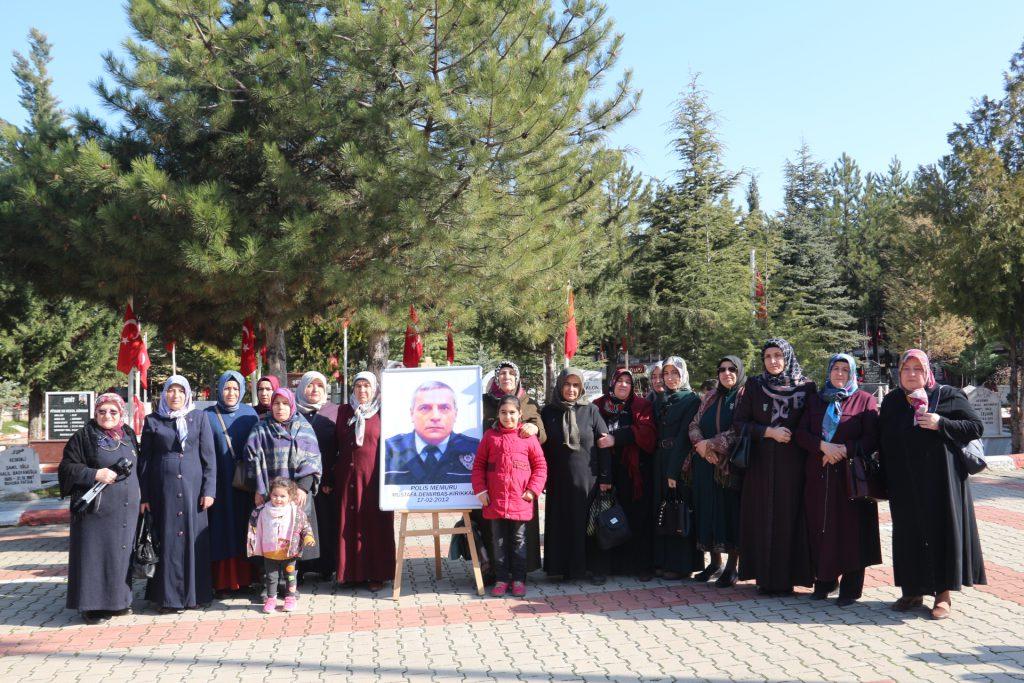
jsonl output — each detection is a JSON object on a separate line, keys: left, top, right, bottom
{"left": 164, "top": 339, "right": 175, "bottom": 354}
{"left": 403, "top": 305, "right": 423, "bottom": 368}
{"left": 241, "top": 319, "right": 258, "bottom": 376}
{"left": 446, "top": 321, "right": 455, "bottom": 364}
{"left": 564, "top": 290, "right": 578, "bottom": 361}
{"left": 132, "top": 396, "right": 145, "bottom": 434}
{"left": 117, "top": 303, "right": 150, "bottom": 385}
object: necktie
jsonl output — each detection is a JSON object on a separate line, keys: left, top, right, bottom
{"left": 423, "top": 445, "right": 441, "bottom": 464}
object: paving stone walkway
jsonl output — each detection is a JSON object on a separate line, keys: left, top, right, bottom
{"left": 2, "top": 471, "right": 1024, "bottom": 681}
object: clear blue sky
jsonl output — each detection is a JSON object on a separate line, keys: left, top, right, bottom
{"left": 3, "top": 1, "right": 1024, "bottom": 211}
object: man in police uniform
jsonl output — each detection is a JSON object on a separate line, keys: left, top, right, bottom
{"left": 384, "top": 380, "right": 480, "bottom": 485}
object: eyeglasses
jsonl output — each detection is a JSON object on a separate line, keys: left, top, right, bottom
{"left": 96, "top": 409, "right": 120, "bottom": 416}
{"left": 717, "top": 366, "right": 738, "bottom": 374}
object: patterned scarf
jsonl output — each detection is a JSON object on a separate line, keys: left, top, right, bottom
{"left": 759, "top": 339, "right": 809, "bottom": 426}
{"left": 246, "top": 388, "right": 322, "bottom": 496}
{"left": 819, "top": 353, "right": 858, "bottom": 442}
{"left": 488, "top": 360, "right": 527, "bottom": 400}
{"left": 553, "top": 368, "right": 589, "bottom": 450}
{"left": 899, "top": 349, "right": 935, "bottom": 425}
{"left": 348, "top": 371, "right": 381, "bottom": 447}
{"left": 94, "top": 392, "right": 126, "bottom": 448}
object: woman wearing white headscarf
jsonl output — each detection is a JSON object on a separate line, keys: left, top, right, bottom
{"left": 334, "top": 371, "right": 394, "bottom": 590}
{"left": 296, "top": 370, "right": 340, "bottom": 580}
{"left": 140, "top": 375, "right": 216, "bottom": 613}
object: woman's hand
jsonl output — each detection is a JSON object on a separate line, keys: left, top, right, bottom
{"left": 599, "top": 483, "right": 612, "bottom": 492}
{"left": 522, "top": 491, "right": 535, "bottom": 502}
{"left": 666, "top": 478, "right": 677, "bottom": 489}
{"left": 94, "top": 468, "right": 117, "bottom": 485}
{"left": 767, "top": 427, "right": 792, "bottom": 443}
{"left": 915, "top": 411, "right": 941, "bottom": 431}
{"left": 476, "top": 491, "right": 491, "bottom": 507}
{"left": 199, "top": 496, "right": 214, "bottom": 511}
{"left": 519, "top": 423, "right": 539, "bottom": 438}
{"left": 320, "top": 485, "right": 332, "bottom": 495}
{"left": 254, "top": 493, "right": 264, "bottom": 506}
{"left": 295, "top": 489, "right": 308, "bottom": 507}
{"left": 597, "top": 433, "right": 615, "bottom": 449}
{"left": 702, "top": 446, "right": 719, "bottom": 465}
{"left": 820, "top": 442, "right": 847, "bottom": 465}
{"left": 140, "top": 502, "right": 150, "bottom": 514}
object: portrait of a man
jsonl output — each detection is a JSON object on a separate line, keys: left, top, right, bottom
{"left": 384, "top": 380, "right": 481, "bottom": 485}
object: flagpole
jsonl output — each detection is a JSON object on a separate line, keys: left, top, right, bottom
{"left": 564, "top": 283, "right": 570, "bottom": 369}
{"left": 171, "top": 343, "right": 177, "bottom": 376}
{"left": 342, "top": 321, "right": 349, "bottom": 403}
{"left": 126, "top": 296, "right": 135, "bottom": 429}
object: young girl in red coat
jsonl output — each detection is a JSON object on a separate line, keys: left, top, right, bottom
{"left": 472, "top": 396, "right": 547, "bottom": 598}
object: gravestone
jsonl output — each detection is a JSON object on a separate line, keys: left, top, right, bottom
{"left": 967, "top": 386, "right": 1004, "bottom": 438}
{"left": 45, "top": 391, "right": 94, "bottom": 441}
{"left": 581, "top": 370, "right": 605, "bottom": 399}
{"left": 0, "top": 445, "right": 42, "bottom": 494}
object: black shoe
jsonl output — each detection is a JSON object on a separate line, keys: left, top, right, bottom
{"left": 590, "top": 574, "right": 607, "bottom": 586}
{"left": 81, "top": 611, "right": 109, "bottom": 625}
{"left": 108, "top": 607, "right": 132, "bottom": 617}
{"left": 692, "top": 564, "right": 723, "bottom": 582}
{"left": 158, "top": 606, "right": 185, "bottom": 615}
{"left": 811, "top": 582, "right": 837, "bottom": 600}
{"left": 715, "top": 569, "right": 738, "bottom": 588}
{"left": 836, "top": 596, "right": 857, "bottom": 607}
{"left": 637, "top": 572, "right": 654, "bottom": 582}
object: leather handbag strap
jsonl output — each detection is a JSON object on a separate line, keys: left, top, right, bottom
{"left": 213, "top": 407, "right": 236, "bottom": 459}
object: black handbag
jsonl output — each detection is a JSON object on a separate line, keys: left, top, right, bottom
{"left": 729, "top": 425, "right": 752, "bottom": 469}
{"left": 933, "top": 386, "right": 988, "bottom": 477}
{"left": 596, "top": 491, "right": 632, "bottom": 550}
{"left": 132, "top": 511, "right": 159, "bottom": 580}
{"left": 844, "top": 445, "right": 887, "bottom": 502}
{"left": 587, "top": 489, "right": 615, "bottom": 537}
{"left": 656, "top": 489, "right": 692, "bottom": 537}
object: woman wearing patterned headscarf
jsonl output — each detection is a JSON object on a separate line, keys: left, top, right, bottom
{"left": 335, "top": 371, "right": 394, "bottom": 591}
{"left": 732, "top": 339, "right": 816, "bottom": 596}
{"left": 476, "top": 360, "right": 547, "bottom": 583}
{"left": 206, "top": 371, "right": 259, "bottom": 594}
{"left": 687, "top": 356, "right": 746, "bottom": 587}
{"left": 541, "top": 368, "right": 612, "bottom": 583}
{"left": 59, "top": 393, "right": 141, "bottom": 624}
{"left": 593, "top": 369, "right": 657, "bottom": 580}
{"left": 879, "top": 349, "right": 985, "bottom": 620}
{"left": 140, "top": 375, "right": 217, "bottom": 613}
{"left": 295, "top": 371, "right": 340, "bottom": 581}
{"left": 652, "top": 356, "right": 704, "bottom": 580}
{"left": 794, "top": 354, "right": 881, "bottom": 606}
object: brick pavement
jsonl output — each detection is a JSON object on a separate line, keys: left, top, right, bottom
{"left": 1, "top": 471, "right": 1024, "bottom": 681}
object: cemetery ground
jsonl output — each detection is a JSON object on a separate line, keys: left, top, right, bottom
{"left": 0, "top": 471, "right": 1023, "bottom": 682}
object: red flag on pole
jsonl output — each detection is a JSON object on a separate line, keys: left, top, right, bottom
{"left": 564, "top": 290, "right": 578, "bottom": 361}
{"left": 241, "top": 319, "right": 258, "bottom": 376}
{"left": 164, "top": 339, "right": 175, "bottom": 354}
{"left": 117, "top": 303, "right": 151, "bottom": 386}
{"left": 446, "top": 321, "right": 455, "bottom": 364}
{"left": 403, "top": 305, "right": 424, "bottom": 368}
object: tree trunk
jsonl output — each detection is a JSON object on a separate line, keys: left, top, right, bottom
{"left": 264, "top": 322, "right": 288, "bottom": 387}
{"left": 28, "top": 385, "right": 44, "bottom": 440}
{"left": 367, "top": 330, "right": 390, "bottom": 377}
{"left": 1010, "top": 328, "right": 1022, "bottom": 454}
{"left": 604, "top": 337, "right": 619, "bottom": 386}
{"left": 543, "top": 338, "right": 557, "bottom": 404}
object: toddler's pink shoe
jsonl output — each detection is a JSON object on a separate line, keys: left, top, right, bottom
{"left": 283, "top": 596, "right": 298, "bottom": 612}
{"left": 511, "top": 581, "right": 527, "bottom": 598}
{"left": 491, "top": 581, "right": 509, "bottom": 597}
{"left": 262, "top": 597, "right": 277, "bottom": 614}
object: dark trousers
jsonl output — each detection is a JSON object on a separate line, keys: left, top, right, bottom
{"left": 263, "top": 557, "right": 299, "bottom": 599}
{"left": 491, "top": 519, "right": 527, "bottom": 583}
{"left": 814, "top": 569, "right": 865, "bottom": 599}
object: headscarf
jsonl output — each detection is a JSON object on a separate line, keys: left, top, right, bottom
{"left": 296, "top": 371, "right": 330, "bottom": 415}
{"left": 553, "top": 367, "right": 589, "bottom": 450}
{"left": 157, "top": 375, "right": 195, "bottom": 446}
{"left": 245, "top": 398, "right": 323, "bottom": 496}
{"left": 255, "top": 375, "right": 281, "bottom": 415}
{"left": 269, "top": 387, "right": 297, "bottom": 426}
{"left": 216, "top": 371, "right": 246, "bottom": 414}
{"left": 488, "top": 360, "right": 526, "bottom": 400}
{"left": 819, "top": 353, "right": 858, "bottom": 442}
{"left": 760, "top": 338, "right": 807, "bottom": 388}
{"left": 602, "top": 369, "right": 635, "bottom": 418}
{"left": 348, "top": 371, "right": 381, "bottom": 447}
{"left": 662, "top": 356, "right": 692, "bottom": 392}
{"left": 715, "top": 355, "right": 746, "bottom": 397}
{"left": 94, "top": 392, "right": 126, "bottom": 446}
{"left": 899, "top": 348, "right": 935, "bottom": 419}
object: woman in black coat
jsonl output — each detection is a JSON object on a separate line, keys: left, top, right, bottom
{"left": 880, "top": 349, "right": 985, "bottom": 620}
{"left": 140, "top": 375, "right": 217, "bottom": 613}
{"left": 541, "top": 368, "right": 612, "bottom": 583}
{"left": 733, "top": 338, "right": 816, "bottom": 595}
{"left": 58, "top": 393, "right": 141, "bottom": 624}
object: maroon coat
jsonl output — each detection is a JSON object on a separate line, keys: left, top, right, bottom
{"left": 471, "top": 426, "right": 547, "bottom": 521}
{"left": 334, "top": 406, "right": 395, "bottom": 583}
{"left": 794, "top": 389, "right": 882, "bottom": 582}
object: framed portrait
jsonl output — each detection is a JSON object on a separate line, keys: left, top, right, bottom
{"left": 378, "top": 365, "right": 483, "bottom": 511}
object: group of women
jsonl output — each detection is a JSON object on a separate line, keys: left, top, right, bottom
{"left": 60, "top": 368, "right": 393, "bottom": 623}
{"left": 59, "top": 337, "right": 987, "bottom": 623}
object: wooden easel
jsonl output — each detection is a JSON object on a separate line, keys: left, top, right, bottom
{"left": 393, "top": 510, "right": 484, "bottom": 600}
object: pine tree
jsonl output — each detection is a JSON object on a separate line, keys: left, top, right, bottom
{"left": 771, "top": 143, "right": 858, "bottom": 376}
{"left": 0, "top": 2, "right": 636, "bottom": 378}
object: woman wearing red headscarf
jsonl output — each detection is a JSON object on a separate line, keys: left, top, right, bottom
{"left": 879, "top": 349, "right": 985, "bottom": 620}
{"left": 593, "top": 369, "right": 657, "bottom": 579}
{"left": 254, "top": 375, "right": 280, "bottom": 416}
